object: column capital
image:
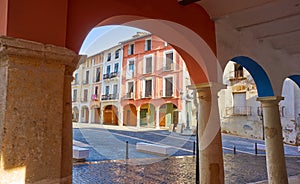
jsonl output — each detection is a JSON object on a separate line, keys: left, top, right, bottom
{"left": 187, "top": 82, "right": 225, "bottom": 100}
{"left": 257, "top": 96, "right": 284, "bottom": 106}
{"left": 187, "top": 82, "right": 225, "bottom": 91}
{"left": 0, "top": 36, "right": 79, "bottom": 74}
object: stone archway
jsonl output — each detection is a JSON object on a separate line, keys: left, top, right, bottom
{"left": 0, "top": 1, "right": 222, "bottom": 183}
{"left": 103, "top": 105, "right": 119, "bottom": 126}
{"left": 123, "top": 104, "right": 137, "bottom": 126}
{"left": 140, "top": 103, "right": 156, "bottom": 127}
{"left": 159, "top": 103, "right": 178, "bottom": 128}
{"left": 81, "top": 106, "right": 89, "bottom": 123}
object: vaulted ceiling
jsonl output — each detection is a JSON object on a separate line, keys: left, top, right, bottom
{"left": 197, "top": 0, "right": 300, "bottom": 57}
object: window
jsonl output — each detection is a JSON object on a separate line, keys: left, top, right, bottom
{"left": 94, "top": 86, "right": 98, "bottom": 95}
{"left": 114, "top": 63, "right": 119, "bottom": 73}
{"left": 105, "top": 86, "right": 110, "bottom": 95}
{"left": 164, "top": 77, "right": 173, "bottom": 97}
{"left": 165, "top": 51, "right": 174, "bottom": 71}
{"left": 72, "top": 89, "right": 77, "bottom": 102}
{"left": 83, "top": 89, "right": 88, "bottom": 102}
{"left": 234, "top": 64, "right": 243, "bottom": 78}
{"left": 127, "top": 60, "right": 135, "bottom": 78}
{"left": 144, "top": 79, "right": 152, "bottom": 97}
{"left": 115, "top": 49, "right": 120, "bottom": 59}
{"left": 129, "top": 60, "right": 134, "bottom": 71}
{"left": 74, "top": 73, "right": 78, "bottom": 84}
{"left": 233, "top": 92, "right": 246, "bottom": 115}
{"left": 113, "top": 84, "right": 118, "bottom": 97}
{"left": 107, "top": 53, "right": 111, "bottom": 61}
{"left": 95, "top": 67, "right": 100, "bottom": 82}
{"left": 127, "top": 81, "right": 134, "bottom": 98}
{"left": 84, "top": 70, "right": 89, "bottom": 84}
{"left": 144, "top": 56, "right": 152, "bottom": 74}
{"left": 128, "top": 44, "right": 134, "bottom": 55}
{"left": 145, "top": 39, "right": 152, "bottom": 51}
{"left": 91, "top": 58, "right": 95, "bottom": 65}
{"left": 106, "top": 65, "right": 111, "bottom": 74}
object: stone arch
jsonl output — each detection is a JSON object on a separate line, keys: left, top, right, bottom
{"left": 90, "top": 104, "right": 101, "bottom": 124}
{"left": 281, "top": 76, "right": 300, "bottom": 145}
{"left": 103, "top": 105, "right": 119, "bottom": 126}
{"left": 123, "top": 104, "right": 137, "bottom": 126}
{"left": 231, "top": 56, "right": 274, "bottom": 97}
{"left": 159, "top": 103, "right": 178, "bottom": 128}
{"left": 139, "top": 103, "right": 156, "bottom": 127}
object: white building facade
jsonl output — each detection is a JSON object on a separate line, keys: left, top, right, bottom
{"left": 219, "top": 61, "right": 300, "bottom": 145}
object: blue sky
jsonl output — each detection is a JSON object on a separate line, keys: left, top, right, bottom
{"left": 79, "top": 25, "right": 147, "bottom": 56}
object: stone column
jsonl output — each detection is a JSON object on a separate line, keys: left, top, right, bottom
{"left": 88, "top": 107, "right": 93, "bottom": 124}
{"left": 189, "top": 82, "right": 224, "bottom": 184}
{"left": 61, "top": 66, "right": 77, "bottom": 184}
{"left": 0, "top": 36, "right": 78, "bottom": 184}
{"left": 100, "top": 107, "right": 104, "bottom": 124}
{"left": 257, "top": 96, "right": 288, "bottom": 184}
{"left": 78, "top": 105, "right": 82, "bottom": 123}
{"left": 156, "top": 107, "right": 160, "bottom": 129}
{"left": 136, "top": 107, "right": 141, "bottom": 128}
{"left": 119, "top": 107, "right": 124, "bottom": 126}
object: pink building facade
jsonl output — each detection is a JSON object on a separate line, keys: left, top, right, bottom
{"left": 120, "top": 33, "right": 195, "bottom": 130}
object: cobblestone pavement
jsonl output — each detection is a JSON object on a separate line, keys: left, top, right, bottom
{"left": 73, "top": 154, "right": 300, "bottom": 184}
{"left": 72, "top": 124, "right": 300, "bottom": 183}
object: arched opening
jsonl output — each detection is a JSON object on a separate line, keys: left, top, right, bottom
{"left": 103, "top": 105, "right": 119, "bottom": 125}
{"left": 80, "top": 106, "right": 89, "bottom": 123}
{"left": 140, "top": 103, "right": 155, "bottom": 127}
{"left": 220, "top": 59, "right": 271, "bottom": 139}
{"left": 159, "top": 103, "right": 178, "bottom": 128}
{"left": 91, "top": 105, "right": 101, "bottom": 124}
{"left": 123, "top": 104, "right": 137, "bottom": 126}
{"left": 231, "top": 56, "right": 274, "bottom": 97}
{"left": 281, "top": 76, "right": 300, "bottom": 145}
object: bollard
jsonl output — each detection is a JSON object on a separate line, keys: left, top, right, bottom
{"left": 233, "top": 145, "right": 236, "bottom": 155}
{"left": 255, "top": 142, "right": 258, "bottom": 155}
{"left": 193, "top": 141, "right": 196, "bottom": 156}
{"left": 126, "top": 141, "right": 129, "bottom": 160}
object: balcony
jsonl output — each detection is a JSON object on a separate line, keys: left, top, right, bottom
{"left": 225, "top": 106, "right": 252, "bottom": 116}
{"left": 103, "top": 72, "right": 119, "bottom": 80}
{"left": 229, "top": 71, "right": 246, "bottom": 81}
{"left": 101, "top": 93, "right": 119, "bottom": 101}
{"left": 125, "top": 92, "right": 134, "bottom": 99}
{"left": 163, "top": 63, "right": 174, "bottom": 71}
{"left": 82, "top": 80, "right": 89, "bottom": 85}
{"left": 103, "top": 74, "right": 110, "bottom": 79}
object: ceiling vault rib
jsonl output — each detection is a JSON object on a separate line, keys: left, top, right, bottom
{"left": 257, "top": 29, "right": 300, "bottom": 40}
{"left": 236, "top": 12, "right": 300, "bottom": 31}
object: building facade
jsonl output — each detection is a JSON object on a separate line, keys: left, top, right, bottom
{"left": 120, "top": 33, "right": 196, "bottom": 130}
{"left": 101, "top": 45, "right": 123, "bottom": 125}
{"left": 219, "top": 61, "right": 300, "bottom": 145}
{"left": 72, "top": 52, "right": 104, "bottom": 124}
{"left": 72, "top": 33, "right": 196, "bottom": 131}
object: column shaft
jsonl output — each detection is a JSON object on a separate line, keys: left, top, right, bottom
{"left": 257, "top": 96, "right": 288, "bottom": 184}
{"left": 137, "top": 108, "right": 141, "bottom": 128}
{"left": 156, "top": 107, "right": 160, "bottom": 129}
{"left": 189, "top": 82, "right": 224, "bottom": 184}
{"left": 0, "top": 36, "right": 78, "bottom": 184}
